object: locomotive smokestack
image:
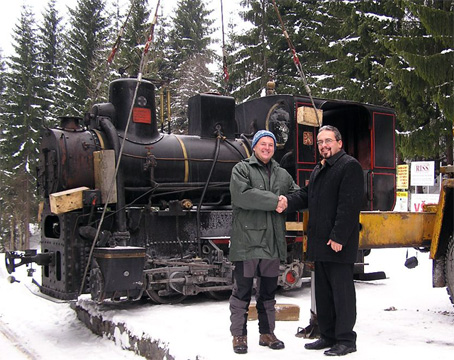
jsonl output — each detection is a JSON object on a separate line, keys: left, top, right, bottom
{"left": 109, "top": 78, "right": 158, "bottom": 142}
{"left": 59, "top": 116, "right": 82, "bottom": 130}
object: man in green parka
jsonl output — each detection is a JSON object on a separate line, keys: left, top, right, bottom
{"left": 228, "top": 130, "right": 299, "bottom": 354}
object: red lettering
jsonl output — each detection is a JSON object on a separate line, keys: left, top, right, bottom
{"left": 416, "top": 165, "right": 429, "bottom": 172}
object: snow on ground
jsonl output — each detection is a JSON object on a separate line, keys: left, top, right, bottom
{"left": 1, "top": 247, "right": 453, "bottom": 359}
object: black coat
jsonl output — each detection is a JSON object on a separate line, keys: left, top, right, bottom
{"left": 286, "top": 150, "right": 364, "bottom": 263}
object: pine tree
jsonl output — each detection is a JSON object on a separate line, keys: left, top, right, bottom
{"left": 113, "top": 0, "right": 151, "bottom": 78}
{"left": 62, "top": 0, "right": 111, "bottom": 115}
{"left": 0, "top": 51, "right": 6, "bottom": 251}
{"left": 144, "top": 6, "right": 173, "bottom": 82}
{"left": 229, "top": 0, "right": 452, "bottom": 164}
{"left": 383, "top": 0, "right": 453, "bottom": 163}
{"left": 226, "top": 0, "right": 274, "bottom": 101}
{"left": 225, "top": 0, "right": 309, "bottom": 101}
{"left": 167, "top": 0, "right": 216, "bottom": 132}
{"left": 0, "top": 51, "right": 5, "bottom": 112}
{"left": 298, "top": 0, "right": 403, "bottom": 104}
{"left": 0, "top": 5, "right": 41, "bottom": 250}
{"left": 168, "top": 0, "right": 215, "bottom": 69}
{"left": 37, "top": 0, "right": 65, "bottom": 126}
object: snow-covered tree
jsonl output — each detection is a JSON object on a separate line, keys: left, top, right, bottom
{"left": 167, "top": 0, "right": 217, "bottom": 132}
{"left": 0, "top": 5, "right": 41, "bottom": 250}
{"left": 383, "top": 0, "right": 453, "bottom": 164}
{"left": 37, "top": 0, "right": 66, "bottom": 126}
{"left": 112, "top": 0, "right": 151, "bottom": 78}
{"left": 62, "top": 0, "right": 111, "bottom": 115}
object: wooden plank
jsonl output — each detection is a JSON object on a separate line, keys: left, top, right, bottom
{"left": 297, "top": 106, "right": 323, "bottom": 127}
{"left": 94, "top": 150, "right": 117, "bottom": 204}
{"left": 49, "top": 186, "right": 90, "bottom": 214}
{"left": 248, "top": 303, "right": 300, "bottom": 321}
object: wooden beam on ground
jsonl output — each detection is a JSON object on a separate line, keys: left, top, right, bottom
{"left": 248, "top": 303, "right": 300, "bottom": 321}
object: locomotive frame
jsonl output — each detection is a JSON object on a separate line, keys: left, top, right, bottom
{"left": 5, "top": 76, "right": 399, "bottom": 304}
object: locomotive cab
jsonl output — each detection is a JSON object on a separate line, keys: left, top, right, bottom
{"left": 236, "top": 95, "right": 397, "bottom": 211}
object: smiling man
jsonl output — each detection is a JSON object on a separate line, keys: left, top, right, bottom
{"left": 277, "top": 125, "right": 364, "bottom": 356}
{"left": 228, "top": 130, "right": 299, "bottom": 354}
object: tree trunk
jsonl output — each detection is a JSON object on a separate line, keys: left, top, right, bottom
{"left": 9, "top": 216, "right": 15, "bottom": 251}
{"left": 24, "top": 176, "right": 30, "bottom": 249}
{"left": 446, "top": 133, "right": 453, "bottom": 165}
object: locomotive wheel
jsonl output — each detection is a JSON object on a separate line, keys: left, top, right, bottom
{"left": 445, "top": 236, "right": 454, "bottom": 306}
{"left": 146, "top": 289, "right": 187, "bottom": 304}
{"left": 206, "top": 289, "right": 232, "bottom": 301}
{"left": 90, "top": 267, "right": 105, "bottom": 304}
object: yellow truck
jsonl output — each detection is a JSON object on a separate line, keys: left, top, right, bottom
{"left": 359, "top": 166, "right": 454, "bottom": 304}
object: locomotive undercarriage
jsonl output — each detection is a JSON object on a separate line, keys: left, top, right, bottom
{"left": 6, "top": 197, "right": 304, "bottom": 304}
{"left": 49, "top": 200, "right": 237, "bottom": 304}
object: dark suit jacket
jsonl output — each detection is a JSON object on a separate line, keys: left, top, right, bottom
{"left": 286, "top": 150, "right": 364, "bottom": 263}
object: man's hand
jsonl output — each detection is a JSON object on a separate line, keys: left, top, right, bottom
{"left": 327, "top": 239, "right": 342, "bottom": 252}
{"left": 276, "top": 195, "right": 288, "bottom": 213}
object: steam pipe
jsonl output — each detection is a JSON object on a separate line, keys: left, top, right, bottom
{"left": 196, "top": 131, "right": 222, "bottom": 257}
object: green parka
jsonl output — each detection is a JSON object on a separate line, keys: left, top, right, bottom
{"left": 229, "top": 154, "right": 299, "bottom": 262}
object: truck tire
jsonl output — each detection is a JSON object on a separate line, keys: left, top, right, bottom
{"left": 445, "top": 236, "right": 454, "bottom": 306}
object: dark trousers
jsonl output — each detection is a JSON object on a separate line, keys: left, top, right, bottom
{"left": 314, "top": 261, "right": 357, "bottom": 347}
{"left": 229, "top": 259, "right": 279, "bottom": 336}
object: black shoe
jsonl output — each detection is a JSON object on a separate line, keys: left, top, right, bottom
{"left": 324, "top": 344, "right": 357, "bottom": 356}
{"left": 304, "top": 338, "right": 335, "bottom": 350}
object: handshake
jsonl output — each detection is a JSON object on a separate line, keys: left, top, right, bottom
{"left": 276, "top": 195, "right": 288, "bottom": 213}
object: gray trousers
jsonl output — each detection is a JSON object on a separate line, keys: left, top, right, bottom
{"left": 229, "top": 259, "right": 279, "bottom": 336}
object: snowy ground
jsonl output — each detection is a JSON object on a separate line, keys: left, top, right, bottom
{"left": 1, "top": 248, "right": 453, "bottom": 359}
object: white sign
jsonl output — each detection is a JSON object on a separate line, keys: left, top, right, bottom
{"left": 410, "top": 161, "right": 435, "bottom": 186}
{"left": 394, "top": 191, "right": 409, "bottom": 212}
{"left": 410, "top": 193, "right": 439, "bottom": 212}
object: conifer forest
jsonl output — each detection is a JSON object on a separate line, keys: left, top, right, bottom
{"left": 0, "top": 0, "right": 453, "bottom": 251}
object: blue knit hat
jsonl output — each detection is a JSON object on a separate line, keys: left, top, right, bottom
{"left": 251, "top": 130, "right": 276, "bottom": 149}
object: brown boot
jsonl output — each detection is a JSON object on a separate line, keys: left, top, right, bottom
{"left": 259, "top": 333, "right": 285, "bottom": 349}
{"left": 232, "top": 335, "right": 248, "bottom": 354}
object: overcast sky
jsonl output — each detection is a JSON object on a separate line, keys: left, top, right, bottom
{"left": 0, "top": 0, "right": 242, "bottom": 57}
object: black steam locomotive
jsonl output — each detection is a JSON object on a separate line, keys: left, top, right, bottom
{"left": 5, "top": 77, "right": 396, "bottom": 304}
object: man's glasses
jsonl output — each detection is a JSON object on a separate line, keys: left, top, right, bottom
{"left": 316, "top": 138, "right": 338, "bottom": 146}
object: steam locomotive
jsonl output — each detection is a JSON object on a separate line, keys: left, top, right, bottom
{"left": 5, "top": 77, "right": 396, "bottom": 304}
